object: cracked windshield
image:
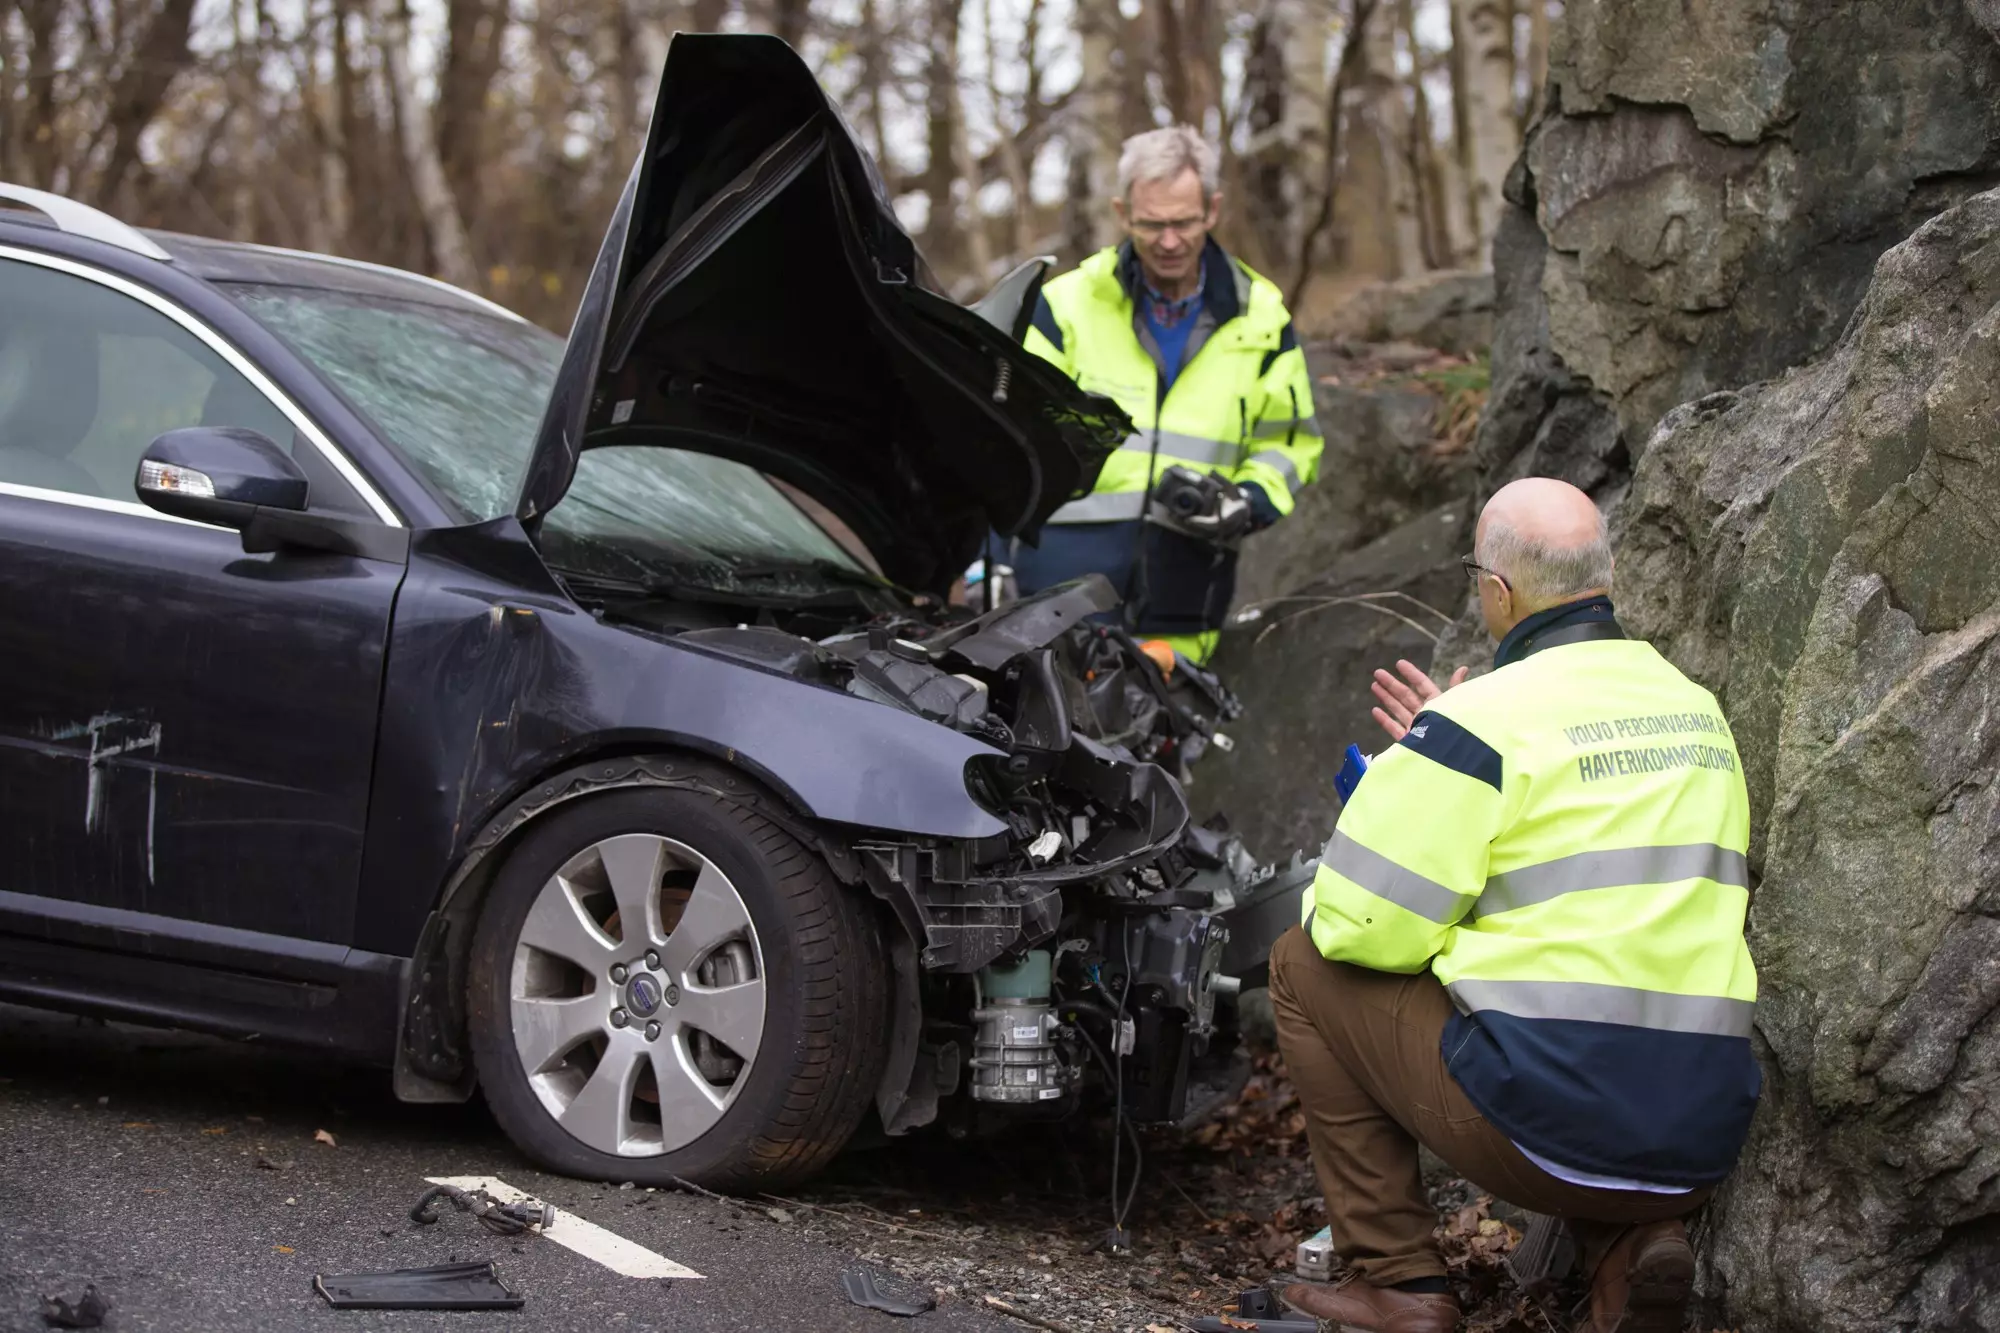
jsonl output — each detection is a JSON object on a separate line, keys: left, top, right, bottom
{"left": 227, "top": 283, "right": 865, "bottom": 586}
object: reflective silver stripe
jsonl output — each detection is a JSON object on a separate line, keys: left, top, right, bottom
{"left": 1480, "top": 844, "right": 1749, "bottom": 917}
{"left": 1320, "top": 830, "right": 1474, "bottom": 925}
{"left": 1246, "top": 450, "right": 1304, "bottom": 494}
{"left": 1250, "top": 414, "right": 1317, "bottom": 440}
{"left": 1046, "top": 490, "right": 1148, "bottom": 524}
{"left": 1447, "top": 978, "right": 1755, "bottom": 1038}
{"left": 1115, "top": 430, "right": 1243, "bottom": 466}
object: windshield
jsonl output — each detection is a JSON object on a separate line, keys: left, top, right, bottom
{"left": 226, "top": 282, "right": 869, "bottom": 583}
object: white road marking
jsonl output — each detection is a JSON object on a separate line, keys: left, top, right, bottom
{"left": 426, "top": 1175, "right": 704, "bottom": 1280}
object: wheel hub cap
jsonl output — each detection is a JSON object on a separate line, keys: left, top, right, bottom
{"left": 624, "top": 972, "right": 664, "bottom": 1018}
{"left": 507, "top": 833, "right": 767, "bottom": 1159}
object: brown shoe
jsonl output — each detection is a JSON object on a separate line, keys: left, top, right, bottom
{"left": 1281, "top": 1274, "right": 1460, "bottom": 1332}
{"left": 1580, "top": 1220, "right": 1695, "bottom": 1333}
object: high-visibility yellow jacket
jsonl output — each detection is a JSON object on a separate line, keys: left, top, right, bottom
{"left": 1306, "top": 599, "right": 1762, "bottom": 1186}
{"left": 1004, "top": 242, "right": 1323, "bottom": 642}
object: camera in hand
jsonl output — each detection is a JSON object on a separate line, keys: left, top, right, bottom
{"left": 1155, "top": 465, "right": 1229, "bottom": 518}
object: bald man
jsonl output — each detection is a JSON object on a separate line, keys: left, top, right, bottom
{"left": 1271, "top": 480, "right": 1760, "bottom": 1333}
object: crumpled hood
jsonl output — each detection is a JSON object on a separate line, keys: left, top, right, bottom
{"left": 518, "top": 33, "right": 1129, "bottom": 592}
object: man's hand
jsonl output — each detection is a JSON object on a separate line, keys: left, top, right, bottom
{"left": 1370, "top": 659, "right": 1470, "bottom": 741}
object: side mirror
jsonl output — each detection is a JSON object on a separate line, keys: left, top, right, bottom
{"left": 135, "top": 426, "right": 309, "bottom": 529}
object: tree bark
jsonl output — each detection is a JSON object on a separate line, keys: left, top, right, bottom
{"left": 1522, "top": 0, "right": 1551, "bottom": 127}
{"left": 1063, "top": 0, "right": 1122, "bottom": 261}
{"left": 379, "top": 0, "right": 481, "bottom": 289}
{"left": 1399, "top": 0, "right": 1451, "bottom": 270}
{"left": 435, "top": 0, "right": 509, "bottom": 240}
{"left": 1447, "top": 0, "right": 1519, "bottom": 259}
{"left": 91, "top": 0, "right": 202, "bottom": 206}
{"left": 772, "top": 0, "right": 807, "bottom": 48}
{"left": 1335, "top": 0, "right": 1422, "bottom": 280}
{"left": 1289, "top": 0, "right": 1379, "bottom": 307}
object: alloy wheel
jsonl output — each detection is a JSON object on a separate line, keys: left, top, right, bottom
{"left": 508, "top": 833, "right": 766, "bottom": 1156}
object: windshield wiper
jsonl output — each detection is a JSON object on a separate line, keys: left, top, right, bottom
{"left": 723, "top": 559, "right": 906, "bottom": 597}
{"left": 554, "top": 561, "right": 902, "bottom": 609}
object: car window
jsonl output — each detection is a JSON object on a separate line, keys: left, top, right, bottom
{"left": 225, "top": 283, "right": 555, "bottom": 523}
{"left": 0, "top": 257, "right": 372, "bottom": 516}
{"left": 228, "top": 282, "right": 875, "bottom": 585}
{"left": 540, "top": 444, "right": 866, "bottom": 585}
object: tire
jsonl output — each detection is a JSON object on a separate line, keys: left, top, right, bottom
{"left": 467, "top": 783, "right": 890, "bottom": 1190}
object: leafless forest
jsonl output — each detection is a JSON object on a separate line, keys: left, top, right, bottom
{"left": 0, "top": 0, "right": 1557, "bottom": 330}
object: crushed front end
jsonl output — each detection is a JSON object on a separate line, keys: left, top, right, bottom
{"left": 648, "top": 574, "right": 1316, "bottom": 1139}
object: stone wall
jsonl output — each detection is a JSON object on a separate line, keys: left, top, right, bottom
{"left": 1615, "top": 190, "right": 2000, "bottom": 1333}
{"left": 1480, "top": 0, "right": 2000, "bottom": 497}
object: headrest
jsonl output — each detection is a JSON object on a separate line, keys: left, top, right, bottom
{"left": 0, "top": 328, "right": 98, "bottom": 459}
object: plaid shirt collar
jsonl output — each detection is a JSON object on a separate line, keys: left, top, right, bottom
{"left": 1140, "top": 269, "right": 1207, "bottom": 329}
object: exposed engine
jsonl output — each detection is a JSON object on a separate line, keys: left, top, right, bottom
{"left": 616, "top": 574, "right": 1315, "bottom": 1143}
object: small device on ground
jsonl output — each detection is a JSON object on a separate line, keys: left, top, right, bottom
{"left": 1296, "top": 1225, "right": 1337, "bottom": 1280}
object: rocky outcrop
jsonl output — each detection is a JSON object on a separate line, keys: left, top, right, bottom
{"left": 1317, "top": 270, "right": 1495, "bottom": 356}
{"left": 1233, "top": 342, "right": 1480, "bottom": 612}
{"left": 1199, "top": 499, "right": 1473, "bottom": 862}
{"left": 1482, "top": 0, "right": 2000, "bottom": 495}
{"left": 1613, "top": 187, "right": 2000, "bottom": 1333}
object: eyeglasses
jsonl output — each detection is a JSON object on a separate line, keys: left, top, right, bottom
{"left": 1461, "top": 556, "right": 1510, "bottom": 590}
{"left": 1128, "top": 216, "right": 1207, "bottom": 239}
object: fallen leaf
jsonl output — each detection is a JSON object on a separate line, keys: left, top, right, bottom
{"left": 1219, "top": 1318, "right": 1259, "bottom": 1331}
{"left": 201, "top": 1127, "right": 228, "bottom": 1136}
{"left": 274, "top": 1245, "right": 294, "bottom": 1254}
{"left": 313, "top": 1129, "right": 337, "bottom": 1147}
{"left": 1146, "top": 1325, "right": 1179, "bottom": 1333}
{"left": 123, "top": 1121, "right": 156, "bottom": 1129}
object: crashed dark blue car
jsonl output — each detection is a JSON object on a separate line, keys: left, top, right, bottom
{"left": 0, "top": 34, "right": 1304, "bottom": 1188}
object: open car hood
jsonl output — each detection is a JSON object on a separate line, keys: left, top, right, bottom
{"left": 518, "top": 33, "right": 1129, "bottom": 592}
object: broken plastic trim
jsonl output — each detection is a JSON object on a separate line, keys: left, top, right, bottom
{"left": 838, "top": 1269, "right": 936, "bottom": 1317}
{"left": 409, "top": 1182, "right": 553, "bottom": 1236}
{"left": 313, "top": 1261, "right": 525, "bottom": 1311}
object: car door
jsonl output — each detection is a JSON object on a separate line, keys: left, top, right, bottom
{"left": 0, "top": 248, "right": 404, "bottom": 951}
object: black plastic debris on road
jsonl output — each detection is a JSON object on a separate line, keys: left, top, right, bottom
{"left": 40, "top": 1284, "right": 107, "bottom": 1329}
{"left": 1184, "top": 1287, "right": 1317, "bottom": 1333}
{"left": 313, "top": 1261, "right": 525, "bottom": 1310}
{"left": 839, "top": 1268, "right": 936, "bottom": 1316}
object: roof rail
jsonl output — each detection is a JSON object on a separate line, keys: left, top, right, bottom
{"left": 0, "top": 182, "right": 172, "bottom": 261}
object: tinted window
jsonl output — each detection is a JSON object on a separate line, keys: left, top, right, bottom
{"left": 0, "top": 258, "right": 369, "bottom": 515}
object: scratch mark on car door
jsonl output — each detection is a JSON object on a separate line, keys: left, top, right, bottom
{"left": 78, "top": 713, "right": 164, "bottom": 884}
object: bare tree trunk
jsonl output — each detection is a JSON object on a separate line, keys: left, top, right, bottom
{"left": 1399, "top": 0, "right": 1450, "bottom": 270}
{"left": 857, "top": 0, "right": 892, "bottom": 167}
{"left": 1241, "top": 0, "right": 1327, "bottom": 276}
{"left": 90, "top": 0, "right": 200, "bottom": 205}
{"left": 1337, "top": 0, "right": 1422, "bottom": 279}
{"left": 1523, "top": 0, "right": 1551, "bottom": 127}
{"left": 1449, "top": 0, "right": 1519, "bottom": 259}
{"left": 1289, "top": 0, "right": 1378, "bottom": 307}
{"left": 1064, "top": 0, "right": 1122, "bottom": 261}
{"left": 0, "top": 0, "right": 22, "bottom": 183}
{"left": 380, "top": 0, "right": 481, "bottom": 289}
{"left": 773, "top": 0, "right": 807, "bottom": 47}
{"left": 984, "top": 0, "right": 1034, "bottom": 260}
{"left": 435, "top": 0, "right": 508, "bottom": 246}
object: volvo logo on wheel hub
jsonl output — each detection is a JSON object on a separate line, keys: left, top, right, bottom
{"left": 625, "top": 972, "right": 664, "bottom": 1018}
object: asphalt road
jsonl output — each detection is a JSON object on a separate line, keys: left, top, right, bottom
{"left": 0, "top": 1003, "right": 1017, "bottom": 1333}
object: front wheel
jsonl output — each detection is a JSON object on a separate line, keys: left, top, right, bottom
{"left": 467, "top": 784, "right": 889, "bottom": 1190}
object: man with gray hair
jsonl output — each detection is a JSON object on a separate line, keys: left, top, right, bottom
{"left": 1271, "top": 478, "right": 1762, "bottom": 1333}
{"left": 1002, "top": 125, "right": 1323, "bottom": 667}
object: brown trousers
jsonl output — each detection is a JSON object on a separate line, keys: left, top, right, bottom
{"left": 1268, "top": 926, "right": 1709, "bottom": 1284}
